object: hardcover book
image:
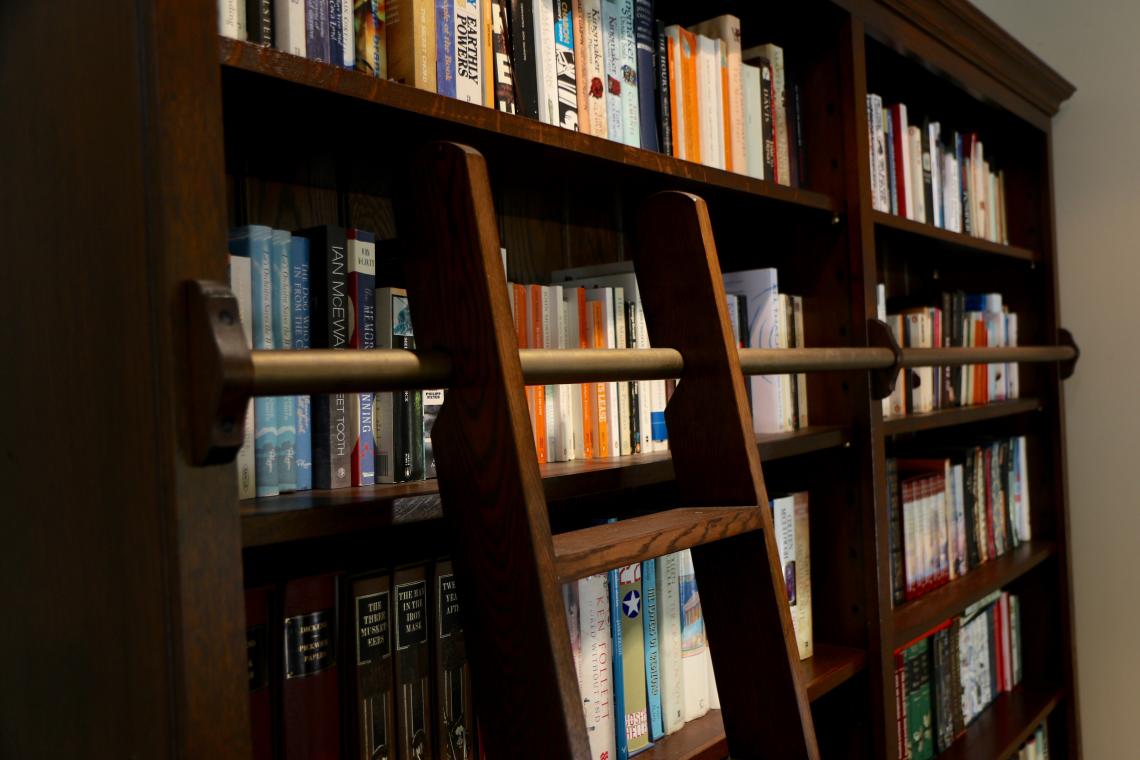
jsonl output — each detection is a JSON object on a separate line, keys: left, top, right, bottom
{"left": 289, "top": 236, "right": 313, "bottom": 491}
{"left": 903, "top": 637, "right": 933, "bottom": 760}
{"left": 434, "top": 560, "right": 473, "bottom": 760}
{"left": 350, "top": 572, "right": 395, "bottom": 760}
{"left": 281, "top": 573, "right": 340, "bottom": 759}
{"left": 295, "top": 226, "right": 352, "bottom": 490}
{"left": 394, "top": 564, "right": 432, "bottom": 760}
{"left": 347, "top": 229, "right": 376, "bottom": 488}
{"left": 271, "top": 229, "right": 297, "bottom": 493}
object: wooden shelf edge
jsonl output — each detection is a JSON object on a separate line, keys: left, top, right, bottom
{"left": 882, "top": 398, "right": 1041, "bottom": 436}
{"left": 938, "top": 686, "right": 1064, "bottom": 760}
{"left": 240, "top": 426, "right": 849, "bottom": 548}
{"left": 218, "top": 37, "right": 840, "bottom": 215}
{"left": 892, "top": 541, "right": 1056, "bottom": 647}
{"left": 872, "top": 210, "right": 1038, "bottom": 261}
{"left": 640, "top": 645, "right": 866, "bottom": 760}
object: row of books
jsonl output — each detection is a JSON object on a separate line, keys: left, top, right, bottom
{"left": 662, "top": 21, "right": 804, "bottom": 185}
{"left": 566, "top": 493, "right": 811, "bottom": 758}
{"left": 244, "top": 561, "right": 473, "bottom": 760}
{"left": 877, "top": 287, "right": 1020, "bottom": 419}
{"left": 894, "top": 590, "right": 1025, "bottom": 759}
{"left": 867, "top": 94, "right": 1009, "bottom": 244}
{"left": 1016, "top": 723, "right": 1052, "bottom": 760}
{"left": 229, "top": 226, "right": 440, "bottom": 499}
{"left": 886, "top": 437, "right": 1032, "bottom": 605}
{"left": 216, "top": 2, "right": 807, "bottom": 187}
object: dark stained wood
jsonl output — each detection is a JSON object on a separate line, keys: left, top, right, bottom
{"left": 938, "top": 687, "right": 1064, "bottom": 760}
{"left": 553, "top": 508, "right": 769, "bottom": 583}
{"left": 398, "top": 143, "right": 590, "bottom": 758}
{"left": 638, "top": 645, "right": 868, "bottom": 760}
{"left": 882, "top": 398, "right": 1042, "bottom": 436}
{"left": 872, "top": 210, "right": 1038, "bottom": 262}
{"left": 218, "top": 37, "right": 840, "bottom": 216}
{"left": 240, "top": 426, "right": 851, "bottom": 547}
{"left": 892, "top": 541, "right": 1056, "bottom": 648}
{"left": 634, "top": 191, "right": 819, "bottom": 759}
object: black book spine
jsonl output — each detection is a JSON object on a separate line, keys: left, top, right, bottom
{"left": 962, "top": 452, "right": 979, "bottom": 569}
{"left": 999, "top": 439, "right": 1013, "bottom": 548}
{"left": 985, "top": 606, "right": 998, "bottom": 702}
{"left": 298, "top": 226, "right": 352, "bottom": 490}
{"left": 921, "top": 119, "right": 934, "bottom": 222}
{"left": 434, "top": 560, "right": 474, "bottom": 760}
{"left": 625, "top": 301, "right": 640, "bottom": 454}
{"left": 949, "top": 619, "right": 965, "bottom": 739}
{"left": 788, "top": 82, "right": 804, "bottom": 188}
{"left": 507, "top": 0, "right": 540, "bottom": 119}
{"left": 394, "top": 565, "right": 432, "bottom": 760}
{"left": 887, "top": 458, "right": 905, "bottom": 605}
{"left": 940, "top": 291, "right": 953, "bottom": 407}
{"left": 932, "top": 629, "right": 954, "bottom": 753}
{"left": 758, "top": 59, "right": 776, "bottom": 181}
{"left": 247, "top": 0, "right": 273, "bottom": 45}
{"left": 654, "top": 19, "right": 672, "bottom": 157}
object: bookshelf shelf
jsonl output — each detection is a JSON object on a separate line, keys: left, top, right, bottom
{"left": 882, "top": 398, "right": 1042, "bottom": 436}
{"left": 640, "top": 644, "right": 868, "bottom": 760}
{"left": 241, "top": 425, "right": 850, "bottom": 548}
{"left": 892, "top": 541, "right": 1056, "bottom": 648}
{"left": 938, "top": 686, "right": 1064, "bottom": 760}
{"left": 218, "top": 37, "right": 841, "bottom": 217}
{"left": 871, "top": 211, "right": 1039, "bottom": 262}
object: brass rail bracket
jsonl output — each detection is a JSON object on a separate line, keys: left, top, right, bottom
{"left": 187, "top": 280, "right": 252, "bottom": 466}
{"left": 1058, "top": 328, "right": 1080, "bottom": 379}
{"left": 867, "top": 318, "right": 903, "bottom": 401}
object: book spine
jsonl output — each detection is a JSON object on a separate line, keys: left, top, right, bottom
{"left": 678, "top": 27, "right": 699, "bottom": 163}
{"left": 656, "top": 554, "right": 683, "bottom": 734}
{"left": 793, "top": 491, "right": 812, "bottom": 659}
{"left": 677, "top": 549, "right": 708, "bottom": 720}
{"left": 601, "top": 0, "right": 624, "bottom": 142}
{"left": 352, "top": 574, "right": 395, "bottom": 760}
{"left": 437, "top": 0, "right": 456, "bottom": 97}
{"left": 271, "top": 230, "right": 297, "bottom": 493}
{"left": 769, "top": 45, "right": 788, "bottom": 185}
{"left": 491, "top": 1, "right": 518, "bottom": 112}
{"left": 246, "top": 0, "right": 273, "bottom": 44}
{"left": 434, "top": 561, "right": 473, "bottom": 760}
{"left": 571, "top": 0, "right": 590, "bottom": 131}
{"left": 887, "top": 458, "right": 903, "bottom": 604}
{"left": 454, "top": 0, "right": 482, "bottom": 102}
{"left": 398, "top": 296, "right": 425, "bottom": 481}
{"left": 389, "top": 0, "right": 437, "bottom": 90}
{"left": 353, "top": 0, "right": 382, "bottom": 75}
{"left": 577, "top": 0, "right": 607, "bottom": 135}
{"left": 506, "top": 0, "right": 540, "bottom": 118}
{"left": 274, "top": 0, "right": 307, "bottom": 55}
{"left": 329, "top": 0, "right": 346, "bottom": 65}
{"left": 612, "top": 289, "right": 631, "bottom": 456}
{"left": 218, "top": 0, "right": 246, "bottom": 40}
{"left": 624, "top": 300, "right": 640, "bottom": 453}
{"left": 244, "top": 586, "right": 272, "bottom": 760}
{"left": 305, "top": 0, "right": 330, "bottom": 61}
{"left": 642, "top": 559, "right": 663, "bottom": 739}
{"left": 616, "top": 0, "right": 639, "bottom": 148}
{"left": 579, "top": 573, "right": 617, "bottom": 760}
{"left": 533, "top": 0, "right": 558, "bottom": 124}
{"left": 422, "top": 388, "right": 444, "bottom": 478}
{"left": 348, "top": 230, "right": 376, "bottom": 487}
{"left": 290, "top": 237, "right": 312, "bottom": 491}
{"left": 654, "top": 19, "right": 671, "bottom": 156}
{"left": 616, "top": 562, "right": 649, "bottom": 754}
{"left": 608, "top": 567, "right": 628, "bottom": 759}
{"left": 633, "top": 0, "right": 657, "bottom": 151}
{"left": 394, "top": 565, "right": 433, "bottom": 759}
{"left": 758, "top": 57, "right": 775, "bottom": 181}
{"left": 229, "top": 254, "right": 257, "bottom": 499}
{"left": 553, "top": 0, "right": 579, "bottom": 129}
{"left": 281, "top": 574, "right": 340, "bottom": 758}
{"left": 240, "top": 226, "right": 280, "bottom": 497}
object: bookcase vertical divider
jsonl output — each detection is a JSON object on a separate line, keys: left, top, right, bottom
{"left": 633, "top": 191, "right": 820, "bottom": 760}
{"left": 399, "top": 141, "right": 590, "bottom": 759}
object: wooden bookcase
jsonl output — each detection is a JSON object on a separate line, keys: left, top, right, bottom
{"left": 4, "top": 0, "right": 1078, "bottom": 758}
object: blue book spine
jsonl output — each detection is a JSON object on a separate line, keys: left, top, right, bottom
{"left": 437, "top": 0, "right": 456, "bottom": 97}
{"left": 642, "top": 559, "right": 664, "bottom": 739}
{"left": 290, "top": 236, "right": 312, "bottom": 491}
{"left": 305, "top": 0, "right": 330, "bottom": 62}
{"left": 328, "top": 0, "right": 345, "bottom": 67}
{"left": 633, "top": 0, "right": 658, "bottom": 151}
{"left": 230, "top": 225, "right": 279, "bottom": 497}
{"left": 609, "top": 566, "right": 628, "bottom": 760}
{"left": 964, "top": 294, "right": 988, "bottom": 312}
{"left": 616, "top": 0, "right": 640, "bottom": 148}
{"left": 271, "top": 231, "right": 297, "bottom": 493}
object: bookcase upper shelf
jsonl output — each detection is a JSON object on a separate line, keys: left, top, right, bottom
{"left": 872, "top": 210, "right": 1039, "bottom": 262}
{"left": 218, "top": 37, "right": 841, "bottom": 216}
{"left": 882, "top": 398, "right": 1042, "bottom": 436}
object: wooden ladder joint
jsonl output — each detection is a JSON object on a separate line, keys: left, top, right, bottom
{"left": 551, "top": 506, "right": 768, "bottom": 584}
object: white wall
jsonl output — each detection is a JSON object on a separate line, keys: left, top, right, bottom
{"left": 971, "top": 1, "right": 1140, "bottom": 755}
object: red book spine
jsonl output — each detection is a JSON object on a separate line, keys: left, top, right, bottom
{"left": 993, "top": 598, "right": 1005, "bottom": 693}
{"left": 281, "top": 574, "right": 340, "bottom": 760}
{"left": 891, "top": 105, "right": 908, "bottom": 218}
{"left": 245, "top": 586, "right": 273, "bottom": 760}
{"left": 902, "top": 478, "right": 914, "bottom": 599}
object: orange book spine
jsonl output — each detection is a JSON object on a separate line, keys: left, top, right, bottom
{"left": 576, "top": 289, "right": 594, "bottom": 459}
{"left": 530, "top": 285, "right": 547, "bottom": 464}
{"left": 679, "top": 28, "right": 700, "bottom": 164}
{"left": 719, "top": 41, "right": 732, "bottom": 172}
{"left": 590, "top": 299, "right": 609, "bottom": 458}
{"left": 666, "top": 35, "right": 681, "bottom": 159}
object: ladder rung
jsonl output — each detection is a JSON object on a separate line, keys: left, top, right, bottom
{"left": 551, "top": 507, "right": 766, "bottom": 584}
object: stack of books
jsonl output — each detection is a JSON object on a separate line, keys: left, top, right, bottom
{"left": 894, "top": 590, "right": 1025, "bottom": 759}
{"left": 886, "top": 439, "right": 1032, "bottom": 605}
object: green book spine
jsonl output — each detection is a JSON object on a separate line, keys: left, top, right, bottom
{"left": 904, "top": 638, "right": 934, "bottom": 760}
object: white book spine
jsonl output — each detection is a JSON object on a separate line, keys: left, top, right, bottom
{"left": 603, "top": 288, "right": 619, "bottom": 457}
{"left": 930, "top": 122, "right": 943, "bottom": 228}
{"left": 217, "top": 0, "right": 246, "bottom": 40}
{"left": 870, "top": 94, "right": 890, "bottom": 212}
{"left": 778, "top": 294, "right": 794, "bottom": 431}
{"left": 542, "top": 285, "right": 560, "bottom": 461}
{"left": 636, "top": 303, "right": 659, "bottom": 453}
{"left": 230, "top": 255, "right": 257, "bottom": 499}
{"left": 533, "top": 0, "right": 558, "bottom": 124}
{"left": 908, "top": 127, "right": 926, "bottom": 224}
{"left": 564, "top": 289, "right": 587, "bottom": 460}
{"left": 578, "top": 573, "right": 618, "bottom": 760}
{"left": 579, "top": 0, "right": 607, "bottom": 137}
{"left": 617, "top": 0, "right": 639, "bottom": 148}
{"left": 793, "top": 491, "right": 812, "bottom": 659}
{"left": 656, "top": 553, "right": 684, "bottom": 734}
{"left": 706, "top": 646, "right": 720, "bottom": 709}
{"left": 678, "top": 549, "right": 709, "bottom": 721}
{"left": 613, "top": 287, "right": 631, "bottom": 455}
{"left": 455, "top": 0, "right": 483, "bottom": 103}
{"left": 742, "top": 64, "right": 764, "bottom": 180}
{"left": 340, "top": 0, "right": 354, "bottom": 67}
{"left": 792, "top": 296, "right": 809, "bottom": 428}
{"left": 552, "top": 285, "right": 574, "bottom": 462}
{"left": 601, "top": 0, "right": 624, "bottom": 141}
{"left": 696, "top": 36, "right": 719, "bottom": 170}
{"left": 273, "top": 0, "right": 307, "bottom": 56}
{"left": 1018, "top": 435, "right": 1031, "bottom": 541}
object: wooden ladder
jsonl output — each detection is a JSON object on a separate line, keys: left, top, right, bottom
{"left": 402, "top": 142, "right": 820, "bottom": 759}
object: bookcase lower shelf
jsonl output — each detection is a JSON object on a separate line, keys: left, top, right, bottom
{"left": 938, "top": 686, "right": 1063, "bottom": 760}
{"left": 642, "top": 644, "right": 867, "bottom": 760}
{"left": 882, "top": 399, "right": 1042, "bottom": 437}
